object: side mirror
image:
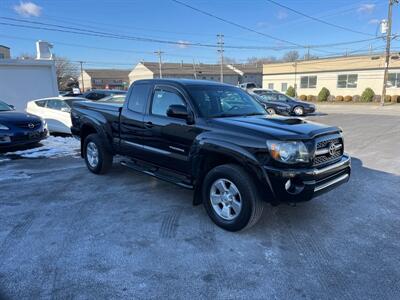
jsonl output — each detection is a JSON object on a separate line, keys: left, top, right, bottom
{"left": 167, "top": 104, "right": 189, "bottom": 119}
{"left": 9, "top": 104, "right": 15, "bottom": 110}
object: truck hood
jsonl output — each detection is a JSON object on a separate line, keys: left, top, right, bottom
{"left": 211, "top": 115, "right": 339, "bottom": 140}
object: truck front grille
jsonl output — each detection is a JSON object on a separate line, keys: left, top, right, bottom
{"left": 313, "top": 135, "right": 343, "bottom": 166}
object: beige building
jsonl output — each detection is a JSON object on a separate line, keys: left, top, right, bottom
{"left": 129, "top": 62, "right": 243, "bottom": 85}
{"left": 79, "top": 69, "right": 130, "bottom": 91}
{"left": 263, "top": 55, "right": 400, "bottom": 97}
{"left": 0, "top": 45, "right": 11, "bottom": 59}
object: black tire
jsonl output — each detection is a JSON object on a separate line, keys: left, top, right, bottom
{"left": 202, "top": 164, "right": 264, "bottom": 232}
{"left": 266, "top": 107, "right": 276, "bottom": 115}
{"left": 293, "top": 106, "right": 304, "bottom": 116}
{"left": 83, "top": 133, "right": 113, "bottom": 174}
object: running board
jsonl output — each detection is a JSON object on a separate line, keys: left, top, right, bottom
{"left": 120, "top": 160, "right": 194, "bottom": 190}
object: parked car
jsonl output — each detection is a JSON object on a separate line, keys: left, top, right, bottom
{"left": 249, "top": 93, "right": 291, "bottom": 115}
{"left": 252, "top": 89, "right": 316, "bottom": 116}
{"left": 26, "top": 97, "right": 87, "bottom": 134}
{"left": 98, "top": 94, "right": 126, "bottom": 104}
{"left": 71, "top": 79, "right": 350, "bottom": 231}
{"left": 0, "top": 100, "right": 47, "bottom": 149}
{"left": 82, "top": 89, "right": 127, "bottom": 101}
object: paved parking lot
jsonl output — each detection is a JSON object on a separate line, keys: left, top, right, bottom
{"left": 0, "top": 109, "right": 399, "bottom": 299}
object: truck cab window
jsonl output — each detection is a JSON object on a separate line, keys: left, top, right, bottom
{"left": 127, "top": 84, "right": 151, "bottom": 113}
{"left": 151, "top": 89, "right": 185, "bottom": 117}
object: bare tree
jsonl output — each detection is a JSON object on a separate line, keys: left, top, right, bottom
{"left": 54, "top": 56, "right": 79, "bottom": 91}
{"left": 222, "top": 56, "right": 238, "bottom": 64}
{"left": 246, "top": 56, "right": 278, "bottom": 64}
{"left": 282, "top": 51, "right": 300, "bottom": 62}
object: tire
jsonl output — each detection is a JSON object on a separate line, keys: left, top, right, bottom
{"left": 293, "top": 106, "right": 304, "bottom": 116}
{"left": 266, "top": 107, "right": 276, "bottom": 115}
{"left": 202, "top": 164, "right": 264, "bottom": 232}
{"left": 83, "top": 133, "right": 113, "bottom": 174}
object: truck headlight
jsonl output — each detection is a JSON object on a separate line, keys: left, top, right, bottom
{"left": 267, "top": 140, "right": 310, "bottom": 164}
{"left": 0, "top": 123, "right": 9, "bottom": 130}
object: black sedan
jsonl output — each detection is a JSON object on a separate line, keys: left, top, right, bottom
{"left": 0, "top": 100, "right": 48, "bottom": 149}
{"left": 252, "top": 89, "right": 316, "bottom": 116}
{"left": 249, "top": 93, "right": 291, "bottom": 115}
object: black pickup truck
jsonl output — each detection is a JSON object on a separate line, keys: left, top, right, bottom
{"left": 71, "top": 79, "right": 351, "bottom": 231}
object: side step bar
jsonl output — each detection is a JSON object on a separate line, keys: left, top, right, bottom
{"left": 120, "top": 160, "right": 194, "bottom": 190}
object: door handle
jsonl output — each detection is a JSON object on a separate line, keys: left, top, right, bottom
{"left": 144, "top": 121, "right": 154, "bottom": 128}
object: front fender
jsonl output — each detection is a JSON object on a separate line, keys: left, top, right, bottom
{"left": 191, "top": 137, "right": 277, "bottom": 203}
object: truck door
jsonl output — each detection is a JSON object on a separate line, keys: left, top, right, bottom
{"left": 119, "top": 82, "right": 152, "bottom": 159}
{"left": 142, "top": 85, "right": 198, "bottom": 174}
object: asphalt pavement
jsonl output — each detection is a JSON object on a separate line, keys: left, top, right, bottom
{"left": 0, "top": 110, "right": 399, "bottom": 299}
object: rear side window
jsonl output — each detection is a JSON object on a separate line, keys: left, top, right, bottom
{"left": 35, "top": 100, "right": 46, "bottom": 107}
{"left": 46, "top": 99, "right": 69, "bottom": 111}
{"left": 127, "top": 84, "right": 151, "bottom": 113}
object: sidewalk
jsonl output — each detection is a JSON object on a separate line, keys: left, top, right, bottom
{"left": 315, "top": 103, "right": 400, "bottom": 116}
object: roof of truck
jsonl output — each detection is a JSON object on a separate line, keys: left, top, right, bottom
{"left": 133, "top": 78, "right": 235, "bottom": 87}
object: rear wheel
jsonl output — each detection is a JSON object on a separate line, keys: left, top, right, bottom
{"left": 202, "top": 164, "right": 264, "bottom": 231}
{"left": 84, "top": 133, "right": 113, "bottom": 174}
{"left": 293, "top": 106, "right": 304, "bottom": 116}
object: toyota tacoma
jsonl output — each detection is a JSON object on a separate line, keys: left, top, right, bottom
{"left": 71, "top": 79, "right": 350, "bottom": 231}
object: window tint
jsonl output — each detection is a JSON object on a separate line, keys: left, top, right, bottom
{"left": 35, "top": 100, "right": 47, "bottom": 107}
{"left": 151, "top": 89, "right": 185, "bottom": 117}
{"left": 128, "top": 84, "right": 151, "bottom": 113}
{"left": 188, "top": 85, "right": 265, "bottom": 118}
{"left": 46, "top": 99, "right": 69, "bottom": 111}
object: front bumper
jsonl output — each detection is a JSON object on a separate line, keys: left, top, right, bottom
{"left": 0, "top": 128, "right": 48, "bottom": 149}
{"left": 263, "top": 154, "right": 351, "bottom": 203}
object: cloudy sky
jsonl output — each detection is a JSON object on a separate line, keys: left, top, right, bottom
{"left": 0, "top": 0, "right": 396, "bottom": 68}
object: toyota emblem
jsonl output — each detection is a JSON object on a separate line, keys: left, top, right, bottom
{"left": 328, "top": 143, "right": 336, "bottom": 156}
{"left": 28, "top": 123, "right": 35, "bottom": 129}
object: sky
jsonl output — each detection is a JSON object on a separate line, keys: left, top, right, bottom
{"left": 0, "top": 0, "right": 398, "bottom": 69}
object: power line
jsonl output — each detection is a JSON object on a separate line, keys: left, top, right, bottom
{"left": 170, "top": 0, "right": 304, "bottom": 47}
{"left": 264, "top": 0, "right": 375, "bottom": 37}
{"left": 0, "top": 17, "right": 383, "bottom": 51}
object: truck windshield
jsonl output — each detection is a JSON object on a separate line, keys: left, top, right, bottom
{"left": 188, "top": 85, "right": 266, "bottom": 118}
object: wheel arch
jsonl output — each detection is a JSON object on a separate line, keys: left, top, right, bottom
{"left": 191, "top": 139, "right": 275, "bottom": 205}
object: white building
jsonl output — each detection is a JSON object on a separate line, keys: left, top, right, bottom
{"left": 0, "top": 43, "right": 58, "bottom": 111}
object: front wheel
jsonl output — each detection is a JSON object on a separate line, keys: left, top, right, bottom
{"left": 83, "top": 133, "right": 113, "bottom": 174}
{"left": 293, "top": 106, "right": 304, "bottom": 116}
{"left": 202, "top": 164, "right": 264, "bottom": 231}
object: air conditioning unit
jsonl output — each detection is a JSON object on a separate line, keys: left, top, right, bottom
{"left": 36, "top": 40, "right": 53, "bottom": 60}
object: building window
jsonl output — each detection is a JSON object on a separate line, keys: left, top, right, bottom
{"left": 268, "top": 83, "right": 274, "bottom": 90}
{"left": 0, "top": 53, "right": 4, "bottom": 59}
{"left": 388, "top": 73, "right": 400, "bottom": 88}
{"left": 281, "top": 83, "right": 288, "bottom": 92}
{"left": 300, "top": 76, "right": 317, "bottom": 88}
{"left": 93, "top": 79, "right": 103, "bottom": 85}
{"left": 337, "top": 74, "right": 358, "bottom": 88}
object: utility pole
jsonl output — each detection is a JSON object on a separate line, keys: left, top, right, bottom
{"left": 217, "top": 34, "right": 224, "bottom": 83}
{"left": 381, "top": 0, "right": 398, "bottom": 106}
{"left": 293, "top": 61, "right": 298, "bottom": 96}
{"left": 79, "top": 61, "right": 85, "bottom": 92}
{"left": 192, "top": 59, "right": 197, "bottom": 79}
{"left": 154, "top": 50, "right": 164, "bottom": 78}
